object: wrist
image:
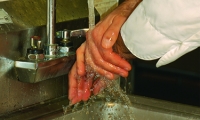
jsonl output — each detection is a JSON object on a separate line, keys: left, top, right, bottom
{"left": 113, "top": 34, "right": 135, "bottom": 60}
{"left": 118, "top": 0, "right": 142, "bottom": 16}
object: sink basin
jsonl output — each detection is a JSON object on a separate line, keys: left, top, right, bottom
{"left": 51, "top": 95, "right": 200, "bottom": 120}
{"left": 2, "top": 95, "right": 200, "bottom": 120}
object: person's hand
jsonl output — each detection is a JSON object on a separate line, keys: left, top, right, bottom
{"left": 68, "top": 42, "right": 110, "bottom": 104}
{"left": 68, "top": 43, "right": 92, "bottom": 104}
{"left": 94, "top": 0, "right": 140, "bottom": 49}
{"left": 68, "top": 32, "right": 135, "bottom": 105}
{"left": 68, "top": 0, "right": 141, "bottom": 104}
{"left": 77, "top": 0, "right": 141, "bottom": 80}
{"left": 68, "top": 62, "right": 109, "bottom": 104}
{"left": 74, "top": 0, "right": 141, "bottom": 80}
{"left": 68, "top": 61, "right": 93, "bottom": 104}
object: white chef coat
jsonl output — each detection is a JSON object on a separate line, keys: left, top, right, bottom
{"left": 121, "top": 0, "right": 200, "bottom": 67}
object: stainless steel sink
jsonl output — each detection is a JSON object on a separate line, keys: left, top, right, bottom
{"left": 1, "top": 95, "right": 200, "bottom": 120}
{"left": 51, "top": 95, "right": 200, "bottom": 120}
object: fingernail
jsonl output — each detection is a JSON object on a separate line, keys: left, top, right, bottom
{"left": 105, "top": 73, "right": 113, "bottom": 80}
{"left": 124, "top": 67, "right": 131, "bottom": 71}
{"left": 120, "top": 72, "right": 127, "bottom": 77}
{"left": 78, "top": 69, "right": 85, "bottom": 76}
{"left": 102, "top": 38, "right": 112, "bottom": 49}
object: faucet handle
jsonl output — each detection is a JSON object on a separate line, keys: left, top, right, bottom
{"left": 55, "top": 28, "right": 89, "bottom": 56}
{"left": 30, "top": 36, "right": 41, "bottom": 49}
{"left": 56, "top": 28, "right": 89, "bottom": 39}
{"left": 56, "top": 29, "right": 70, "bottom": 39}
{"left": 70, "top": 28, "right": 89, "bottom": 37}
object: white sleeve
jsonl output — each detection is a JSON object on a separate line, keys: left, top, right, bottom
{"left": 120, "top": 0, "right": 200, "bottom": 67}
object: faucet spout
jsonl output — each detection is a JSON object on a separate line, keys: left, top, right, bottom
{"left": 47, "top": 0, "right": 56, "bottom": 45}
{"left": 14, "top": 0, "right": 100, "bottom": 83}
{"left": 45, "top": 0, "right": 57, "bottom": 57}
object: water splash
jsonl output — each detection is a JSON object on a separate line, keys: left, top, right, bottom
{"left": 63, "top": 0, "right": 133, "bottom": 119}
{"left": 86, "top": 0, "right": 131, "bottom": 106}
{"left": 88, "top": 0, "right": 95, "bottom": 29}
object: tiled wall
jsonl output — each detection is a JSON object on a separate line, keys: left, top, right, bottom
{"left": 94, "top": 0, "right": 118, "bottom": 18}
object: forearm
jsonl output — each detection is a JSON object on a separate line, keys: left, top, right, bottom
{"left": 112, "top": 0, "right": 141, "bottom": 60}
{"left": 113, "top": 35, "right": 135, "bottom": 60}
{"left": 117, "top": 0, "right": 142, "bottom": 17}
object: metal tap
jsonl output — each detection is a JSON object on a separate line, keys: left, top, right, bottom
{"left": 14, "top": 0, "right": 88, "bottom": 83}
{"left": 56, "top": 28, "right": 88, "bottom": 56}
{"left": 45, "top": 0, "right": 57, "bottom": 57}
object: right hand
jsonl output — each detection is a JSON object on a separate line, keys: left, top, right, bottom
{"left": 79, "top": 0, "right": 140, "bottom": 79}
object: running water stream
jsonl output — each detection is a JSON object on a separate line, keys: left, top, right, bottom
{"left": 88, "top": 0, "right": 95, "bottom": 29}
{"left": 87, "top": 0, "right": 131, "bottom": 105}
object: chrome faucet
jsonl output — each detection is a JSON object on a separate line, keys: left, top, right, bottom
{"left": 15, "top": 0, "right": 89, "bottom": 83}
{"left": 45, "top": 0, "right": 57, "bottom": 57}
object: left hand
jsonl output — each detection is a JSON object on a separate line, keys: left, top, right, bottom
{"left": 68, "top": 43, "right": 93, "bottom": 104}
{"left": 68, "top": 42, "right": 108, "bottom": 104}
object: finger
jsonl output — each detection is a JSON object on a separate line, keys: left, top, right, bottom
{"left": 88, "top": 29, "right": 132, "bottom": 74}
{"left": 82, "top": 79, "right": 93, "bottom": 101}
{"left": 85, "top": 51, "right": 115, "bottom": 79}
{"left": 101, "top": 15, "right": 126, "bottom": 49}
{"left": 76, "top": 42, "right": 86, "bottom": 76}
{"left": 96, "top": 59, "right": 129, "bottom": 78}
{"left": 77, "top": 77, "right": 85, "bottom": 102}
{"left": 91, "top": 17, "right": 114, "bottom": 46}
{"left": 87, "top": 30, "right": 130, "bottom": 78}
{"left": 70, "top": 95, "right": 81, "bottom": 105}
{"left": 99, "top": 15, "right": 132, "bottom": 70}
{"left": 82, "top": 66, "right": 95, "bottom": 101}
{"left": 68, "top": 63, "right": 78, "bottom": 102}
{"left": 100, "top": 49, "right": 132, "bottom": 71}
{"left": 89, "top": 47, "right": 130, "bottom": 78}
{"left": 93, "top": 78, "right": 107, "bottom": 95}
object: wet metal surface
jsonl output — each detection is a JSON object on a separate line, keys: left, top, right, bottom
{"left": 52, "top": 95, "right": 200, "bottom": 120}
{"left": 2, "top": 95, "right": 200, "bottom": 120}
{"left": 15, "top": 55, "right": 75, "bottom": 83}
{"left": 0, "top": 0, "right": 100, "bottom": 116}
{"left": 0, "top": 0, "right": 89, "bottom": 33}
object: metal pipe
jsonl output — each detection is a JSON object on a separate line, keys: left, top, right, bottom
{"left": 47, "top": 0, "right": 56, "bottom": 45}
{"left": 45, "top": 0, "right": 57, "bottom": 56}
